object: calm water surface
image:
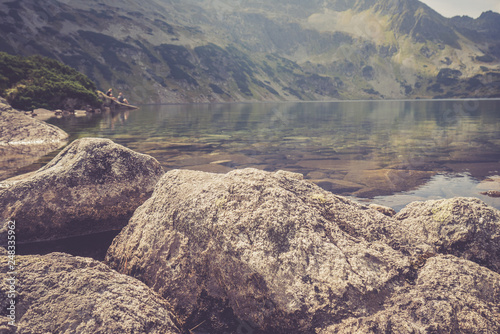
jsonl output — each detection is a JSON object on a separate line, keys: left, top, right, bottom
{"left": 43, "top": 99, "right": 500, "bottom": 211}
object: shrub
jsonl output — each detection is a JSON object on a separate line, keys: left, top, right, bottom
{"left": 0, "top": 52, "right": 101, "bottom": 110}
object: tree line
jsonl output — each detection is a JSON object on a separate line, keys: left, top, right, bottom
{"left": 0, "top": 52, "right": 101, "bottom": 110}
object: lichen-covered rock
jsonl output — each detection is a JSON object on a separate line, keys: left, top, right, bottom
{"left": 0, "top": 138, "right": 164, "bottom": 244}
{"left": 320, "top": 255, "right": 500, "bottom": 333}
{"left": 0, "top": 97, "right": 68, "bottom": 180}
{"left": 395, "top": 197, "right": 500, "bottom": 273}
{"left": 0, "top": 98, "right": 68, "bottom": 146}
{"left": 0, "top": 253, "right": 180, "bottom": 334}
{"left": 106, "top": 168, "right": 409, "bottom": 333}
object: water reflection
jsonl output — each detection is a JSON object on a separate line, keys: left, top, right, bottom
{"left": 32, "top": 100, "right": 500, "bottom": 210}
{"left": 369, "top": 173, "right": 500, "bottom": 211}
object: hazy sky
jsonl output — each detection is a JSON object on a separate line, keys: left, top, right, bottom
{"left": 419, "top": 0, "right": 500, "bottom": 18}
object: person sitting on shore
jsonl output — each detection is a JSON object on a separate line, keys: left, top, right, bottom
{"left": 117, "top": 92, "right": 129, "bottom": 104}
{"left": 106, "top": 88, "right": 113, "bottom": 97}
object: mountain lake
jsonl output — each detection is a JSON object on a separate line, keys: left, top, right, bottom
{"left": 31, "top": 99, "right": 500, "bottom": 212}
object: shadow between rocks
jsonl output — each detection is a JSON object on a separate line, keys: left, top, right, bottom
{"left": 17, "top": 229, "right": 121, "bottom": 261}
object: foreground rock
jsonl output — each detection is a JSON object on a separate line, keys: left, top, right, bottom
{"left": 395, "top": 197, "right": 500, "bottom": 273}
{"left": 0, "top": 138, "right": 164, "bottom": 245}
{"left": 320, "top": 255, "right": 500, "bottom": 333}
{"left": 106, "top": 168, "right": 410, "bottom": 333}
{"left": 106, "top": 168, "right": 500, "bottom": 333}
{"left": 0, "top": 253, "right": 180, "bottom": 333}
{"left": 0, "top": 97, "right": 68, "bottom": 180}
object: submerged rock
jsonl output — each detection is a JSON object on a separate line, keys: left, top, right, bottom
{"left": 395, "top": 197, "right": 500, "bottom": 273}
{"left": 0, "top": 253, "right": 180, "bottom": 333}
{"left": 481, "top": 190, "right": 500, "bottom": 198}
{"left": 106, "top": 168, "right": 410, "bottom": 333}
{"left": 320, "top": 255, "right": 500, "bottom": 333}
{"left": 0, "top": 138, "right": 164, "bottom": 245}
{"left": 0, "top": 97, "right": 68, "bottom": 180}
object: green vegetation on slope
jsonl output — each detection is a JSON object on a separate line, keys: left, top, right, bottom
{"left": 0, "top": 52, "right": 101, "bottom": 110}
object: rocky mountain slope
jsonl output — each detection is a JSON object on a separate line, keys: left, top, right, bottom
{"left": 1, "top": 0, "right": 499, "bottom": 103}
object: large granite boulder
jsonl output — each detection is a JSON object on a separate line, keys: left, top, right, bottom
{"left": 106, "top": 168, "right": 410, "bottom": 333}
{"left": 0, "top": 97, "right": 68, "bottom": 180}
{"left": 106, "top": 168, "right": 500, "bottom": 333}
{"left": 320, "top": 255, "right": 500, "bottom": 333}
{"left": 0, "top": 253, "right": 180, "bottom": 334}
{"left": 0, "top": 138, "right": 164, "bottom": 245}
{"left": 395, "top": 197, "right": 500, "bottom": 273}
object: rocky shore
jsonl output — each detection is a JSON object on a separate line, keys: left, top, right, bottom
{"left": 0, "top": 94, "right": 140, "bottom": 182}
{"left": 0, "top": 252, "right": 181, "bottom": 333}
{"left": 0, "top": 137, "right": 164, "bottom": 246}
{"left": 0, "top": 97, "right": 69, "bottom": 180}
{"left": 0, "top": 136, "right": 499, "bottom": 333}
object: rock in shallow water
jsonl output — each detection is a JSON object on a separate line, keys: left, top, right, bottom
{"left": 106, "top": 168, "right": 500, "bottom": 333}
{"left": 0, "top": 253, "right": 180, "bottom": 333}
{"left": 0, "top": 137, "right": 164, "bottom": 245}
{"left": 0, "top": 97, "right": 68, "bottom": 180}
{"left": 395, "top": 197, "right": 500, "bottom": 273}
{"left": 106, "top": 168, "right": 410, "bottom": 333}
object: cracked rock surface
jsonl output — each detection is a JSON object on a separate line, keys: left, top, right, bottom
{"left": 0, "top": 138, "right": 164, "bottom": 245}
{"left": 0, "top": 252, "right": 180, "bottom": 334}
{"left": 106, "top": 168, "right": 500, "bottom": 333}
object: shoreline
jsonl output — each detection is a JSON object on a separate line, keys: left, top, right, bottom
{"left": 3, "top": 97, "right": 500, "bottom": 211}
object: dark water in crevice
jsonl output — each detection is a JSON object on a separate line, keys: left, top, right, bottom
{"left": 17, "top": 230, "right": 121, "bottom": 261}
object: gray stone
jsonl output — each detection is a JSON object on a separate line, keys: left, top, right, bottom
{"left": 0, "top": 98, "right": 67, "bottom": 146}
{"left": 106, "top": 168, "right": 409, "bottom": 333}
{"left": 320, "top": 255, "right": 500, "bottom": 333}
{"left": 0, "top": 138, "right": 164, "bottom": 245}
{"left": 0, "top": 253, "right": 180, "bottom": 334}
{"left": 105, "top": 168, "right": 500, "bottom": 332}
{"left": 0, "top": 97, "right": 68, "bottom": 180}
{"left": 395, "top": 197, "right": 500, "bottom": 273}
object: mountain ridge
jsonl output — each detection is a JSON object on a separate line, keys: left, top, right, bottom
{"left": 1, "top": 0, "right": 499, "bottom": 103}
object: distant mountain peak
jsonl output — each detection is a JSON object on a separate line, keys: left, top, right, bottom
{"left": 1, "top": 0, "right": 499, "bottom": 102}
